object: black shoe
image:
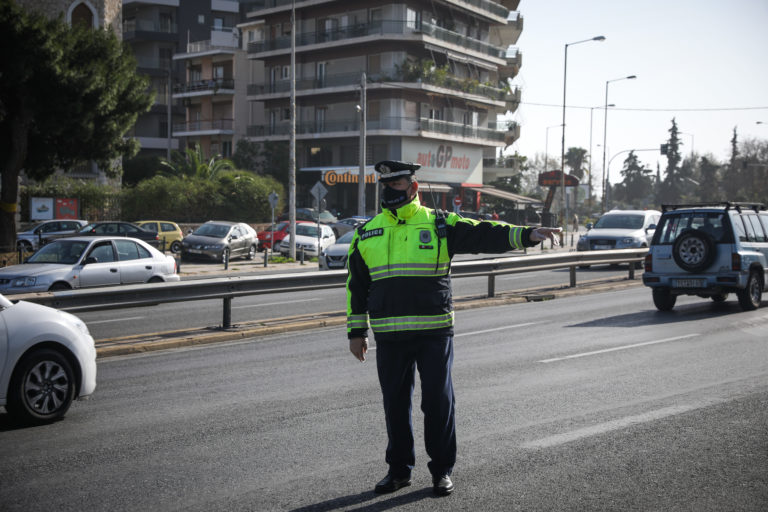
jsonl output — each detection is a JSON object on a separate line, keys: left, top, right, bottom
{"left": 432, "top": 475, "right": 454, "bottom": 496}
{"left": 374, "top": 473, "right": 412, "bottom": 494}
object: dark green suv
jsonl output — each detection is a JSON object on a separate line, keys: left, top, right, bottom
{"left": 643, "top": 203, "right": 768, "bottom": 311}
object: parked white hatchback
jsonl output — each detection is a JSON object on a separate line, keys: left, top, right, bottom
{"left": 0, "top": 293, "right": 96, "bottom": 424}
{"left": 0, "top": 236, "right": 180, "bottom": 294}
{"left": 278, "top": 222, "right": 336, "bottom": 258}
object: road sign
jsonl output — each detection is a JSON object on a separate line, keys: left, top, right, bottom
{"left": 310, "top": 181, "right": 327, "bottom": 201}
{"left": 268, "top": 191, "right": 279, "bottom": 209}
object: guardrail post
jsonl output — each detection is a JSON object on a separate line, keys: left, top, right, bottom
{"left": 263, "top": 248, "right": 268, "bottom": 267}
{"left": 488, "top": 274, "right": 496, "bottom": 298}
{"left": 175, "top": 256, "right": 181, "bottom": 274}
{"left": 300, "top": 247, "right": 305, "bottom": 265}
{"left": 628, "top": 262, "right": 635, "bottom": 280}
{"left": 223, "top": 297, "right": 232, "bottom": 329}
{"left": 569, "top": 266, "right": 576, "bottom": 287}
{"left": 224, "top": 250, "right": 229, "bottom": 270}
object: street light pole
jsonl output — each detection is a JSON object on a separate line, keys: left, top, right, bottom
{"left": 588, "top": 103, "right": 613, "bottom": 212}
{"left": 600, "top": 75, "right": 636, "bottom": 213}
{"left": 288, "top": 0, "right": 297, "bottom": 259}
{"left": 357, "top": 73, "right": 367, "bottom": 217}
{"left": 560, "top": 35, "right": 605, "bottom": 231}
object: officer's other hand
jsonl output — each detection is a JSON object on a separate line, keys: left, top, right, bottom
{"left": 349, "top": 336, "right": 369, "bottom": 362}
{"left": 531, "top": 227, "right": 562, "bottom": 246}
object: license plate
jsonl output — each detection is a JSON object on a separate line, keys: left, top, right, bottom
{"left": 673, "top": 279, "right": 706, "bottom": 288}
{"left": 593, "top": 244, "right": 611, "bottom": 250}
{"left": 189, "top": 249, "right": 203, "bottom": 254}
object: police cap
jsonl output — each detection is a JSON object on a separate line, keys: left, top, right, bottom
{"left": 374, "top": 160, "right": 420, "bottom": 182}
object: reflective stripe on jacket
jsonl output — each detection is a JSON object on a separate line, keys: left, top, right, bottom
{"left": 346, "top": 195, "right": 537, "bottom": 338}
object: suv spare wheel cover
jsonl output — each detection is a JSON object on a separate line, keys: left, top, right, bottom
{"left": 672, "top": 229, "right": 716, "bottom": 272}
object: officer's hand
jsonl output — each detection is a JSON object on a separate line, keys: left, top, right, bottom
{"left": 349, "top": 336, "right": 369, "bottom": 362}
{"left": 531, "top": 227, "right": 563, "bottom": 246}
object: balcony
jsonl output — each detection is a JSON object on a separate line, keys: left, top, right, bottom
{"left": 173, "top": 119, "right": 234, "bottom": 136}
{"left": 173, "top": 78, "right": 235, "bottom": 96}
{"left": 498, "top": 47, "right": 523, "bottom": 80}
{"left": 248, "top": 20, "right": 506, "bottom": 61}
{"left": 134, "top": 57, "right": 173, "bottom": 72}
{"left": 123, "top": 19, "right": 177, "bottom": 40}
{"left": 246, "top": 116, "right": 510, "bottom": 145}
{"left": 496, "top": 11, "right": 524, "bottom": 45}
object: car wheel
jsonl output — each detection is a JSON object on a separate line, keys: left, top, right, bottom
{"left": 737, "top": 271, "right": 762, "bottom": 311}
{"left": 170, "top": 241, "right": 182, "bottom": 254}
{"left": 17, "top": 240, "right": 33, "bottom": 253}
{"left": 49, "top": 282, "right": 71, "bottom": 292}
{"left": 148, "top": 276, "right": 164, "bottom": 283}
{"left": 672, "top": 229, "right": 715, "bottom": 272}
{"left": 246, "top": 244, "right": 257, "bottom": 260}
{"left": 652, "top": 288, "right": 676, "bottom": 311}
{"left": 6, "top": 348, "right": 76, "bottom": 424}
{"left": 711, "top": 293, "right": 728, "bottom": 302}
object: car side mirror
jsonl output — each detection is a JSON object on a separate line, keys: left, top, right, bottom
{"left": 586, "top": 222, "right": 593, "bottom": 230}
{"left": 230, "top": 235, "right": 238, "bottom": 240}
{"left": 84, "top": 256, "right": 98, "bottom": 265}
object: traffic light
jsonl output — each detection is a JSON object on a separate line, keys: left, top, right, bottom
{"left": 660, "top": 144, "right": 669, "bottom": 155}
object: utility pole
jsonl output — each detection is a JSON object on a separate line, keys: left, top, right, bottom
{"left": 288, "top": 0, "right": 297, "bottom": 259}
{"left": 357, "top": 73, "right": 367, "bottom": 216}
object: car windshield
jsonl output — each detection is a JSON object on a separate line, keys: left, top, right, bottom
{"left": 194, "top": 224, "right": 230, "bottom": 238}
{"left": 594, "top": 214, "right": 644, "bottom": 230}
{"left": 296, "top": 224, "right": 320, "bottom": 237}
{"left": 337, "top": 230, "right": 355, "bottom": 243}
{"left": 26, "top": 240, "right": 89, "bottom": 264}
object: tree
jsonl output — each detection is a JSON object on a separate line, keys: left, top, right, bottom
{"left": 160, "top": 144, "right": 235, "bottom": 181}
{"left": 231, "top": 139, "right": 261, "bottom": 172}
{"left": 0, "top": 3, "right": 153, "bottom": 249}
{"left": 617, "top": 151, "right": 653, "bottom": 208}
{"left": 658, "top": 118, "right": 683, "bottom": 204}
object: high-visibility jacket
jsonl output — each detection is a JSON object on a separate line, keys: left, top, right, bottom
{"left": 346, "top": 195, "right": 539, "bottom": 340}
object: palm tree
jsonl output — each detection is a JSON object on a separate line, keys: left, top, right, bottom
{"left": 160, "top": 144, "right": 234, "bottom": 180}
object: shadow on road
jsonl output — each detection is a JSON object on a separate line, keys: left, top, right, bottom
{"left": 567, "top": 301, "right": 743, "bottom": 329}
{"left": 289, "top": 486, "right": 438, "bottom": 511}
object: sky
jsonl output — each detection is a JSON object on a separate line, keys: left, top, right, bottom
{"left": 504, "top": 0, "right": 768, "bottom": 193}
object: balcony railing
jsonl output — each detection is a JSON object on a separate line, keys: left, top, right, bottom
{"left": 248, "top": 20, "right": 505, "bottom": 60}
{"left": 173, "top": 119, "right": 234, "bottom": 133}
{"left": 135, "top": 57, "right": 173, "bottom": 71}
{"left": 123, "top": 19, "right": 177, "bottom": 35}
{"left": 246, "top": 117, "right": 511, "bottom": 142}
{"left": 174, "top": 78, "right": 235, "bottom": 94}
{"left": 244, "top": 0, "right": 507, "bottom": 18}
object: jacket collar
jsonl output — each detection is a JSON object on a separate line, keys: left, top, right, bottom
{"left": 385, "top": 195, "right": 421, "bottom": 221}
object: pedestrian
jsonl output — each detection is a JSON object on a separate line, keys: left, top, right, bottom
{"left": 346, "top": 160, "right": 562, "bottom": 497}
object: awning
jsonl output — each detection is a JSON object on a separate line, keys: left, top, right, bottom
{"left": 420, "top": 181, "right": 453, "bottom": 194}
{"left": 477, "top": 186, "right": 542, "bottom": 206}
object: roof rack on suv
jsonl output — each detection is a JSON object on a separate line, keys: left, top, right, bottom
{"left": 661, "top": 202, "right": 765, "bottom": 212}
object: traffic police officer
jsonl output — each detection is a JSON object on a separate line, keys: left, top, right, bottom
{"left": 346, "top": 160, "right": 561, "bottom": 496}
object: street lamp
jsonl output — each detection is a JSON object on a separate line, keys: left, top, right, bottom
{"left": 560, "top": 35, "right": 605, "bottom": 232}
{"left": 588, "top": 103, "right": 614, "bottom": 211}
{"left": 544, "top": 123, "right": 563, "bottom": 172}
{"left": 600, "top": 74, "right": 636, "bottom": 213}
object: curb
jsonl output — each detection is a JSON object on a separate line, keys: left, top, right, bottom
{"left": 96, "top": 277, "right": 644, "bottom": 358}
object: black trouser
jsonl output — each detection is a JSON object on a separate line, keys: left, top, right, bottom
{"left": 375, "top": 331, "right": 456, "bottom": 478}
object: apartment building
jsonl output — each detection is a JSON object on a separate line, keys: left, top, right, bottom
{"left": 241, "top": 0, "right": 523, "bottom": 215}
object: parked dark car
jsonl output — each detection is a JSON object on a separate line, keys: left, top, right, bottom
{"left": 74, "top": 222, "right": 161, "bottom": 248}
{"left": 181, "top": 221, "right": 259, "bottom": 262}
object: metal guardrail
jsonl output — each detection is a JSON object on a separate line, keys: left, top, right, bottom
{"left": 17, "top": 249, "right": 648, "bottom": 329}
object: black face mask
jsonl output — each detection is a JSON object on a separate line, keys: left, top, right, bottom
{"left": 381, "top": 184, "right": 410, "bottom": 208}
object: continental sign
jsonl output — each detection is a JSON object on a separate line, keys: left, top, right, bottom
{"left": 323, "top": 170, "right": 377, "bottom": 186}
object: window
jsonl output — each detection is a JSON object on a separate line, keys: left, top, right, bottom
{"left": 282, "top": 65, "right": 290, "bottom": 79}
{"left": 315, "top": 108, "right": 326, "bottom": 132}
{"left": 406, "top": 8, "right": 420, "bottom": 29}
{"left": 71, "top": 3, "right": 94, "bottom": 29}
{"left": 142, "top": 223, "right": 159, "bottom": 233}
{"left": 213, "top": 17, "right": 224, "bottom": 30}
{"left": 213, "top": 65, "right": 225, "bottom": 79}
{"left": 282, "top": 108, "right": 291, "bottom": 120}
{"left": 222, "top": 140, "right": 232, "bottom": 157}
{"left": 120, "top": 224, "right": 141, "bottom": 235}
{"left": 744, "top": 214, "right": 766, "bottom": 242}
{"left": 198, "top": 15, "right": 205, "bottom": 25}
{"left": 115, "top": 240, "right": 141, "bottom": 261}
{"left": 189, "top": 65, "right": 202, "bottom": 82}
{"left": 88, "top": 242, "right": 115, "bottom": 263}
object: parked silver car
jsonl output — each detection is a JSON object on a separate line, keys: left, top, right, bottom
{"left": 0, "top": 237, "right": 180, "bottom": 294}
{"left": 180, "top": 221, "right": 259, "bottom": 262}
{"left": 16, "top": 219, "right": 88, "bottom": 252}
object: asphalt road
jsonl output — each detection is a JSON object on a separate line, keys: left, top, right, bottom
{"left": 1, "top": 287, "right": 766, "bottom": 511}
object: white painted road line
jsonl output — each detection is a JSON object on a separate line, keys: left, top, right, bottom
{"left": 233, "top": 298, "right": 319, "bottom": 309}
{"left": 455, "top": 323, "right": 537, "bottom": 338}
{"left": 538, "top": 333, "right": 700, "bottom": 363}
{"left": 520, "top": 401, "right": 722, "bottom": 449}
{"left": 87, "top": 316, "right": 145, "bottom": 325}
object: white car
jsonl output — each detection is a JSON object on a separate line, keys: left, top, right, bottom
{"left": 0, "top": 236, "right": 180, "bottom": 294}
{"left": 319, "top": 230, "right": 354, "bottom": 270}
{"left": 278, "top": 222, "right": 336, "bottom": 258}
{"left": 577, "top": 209, "right": 661, "bottom": 268}
{"left": 0, "top": 293, "right": 96, "bottom": 424}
